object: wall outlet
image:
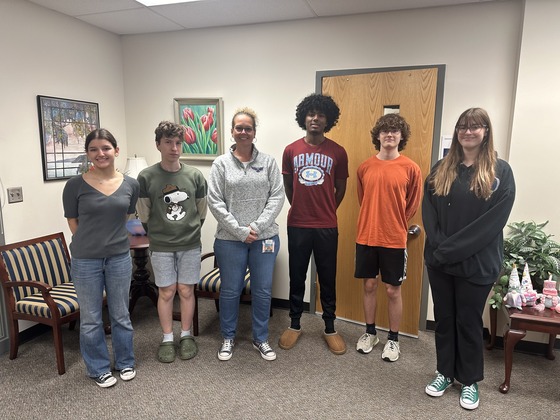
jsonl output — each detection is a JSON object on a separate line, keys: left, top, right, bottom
{"left": 7, "top": 187, "right": 23, "bottom": 203}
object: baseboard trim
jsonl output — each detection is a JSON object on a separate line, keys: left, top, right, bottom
{"left": 0, "top": 323, "right": 54, "bottom": 356}
{"left": 4, "top": 298, "right": 315, "bottom": 346}
{"left": 20, "top": 324, "right": 51, "bottom": 343}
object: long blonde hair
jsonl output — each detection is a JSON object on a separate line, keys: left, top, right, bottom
{"left": 430, "top": 108, "right": 497, "bottom": 200}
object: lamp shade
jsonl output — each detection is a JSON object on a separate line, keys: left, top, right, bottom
{"left": 124, "top": 156, "right": 148, "bottom": 179}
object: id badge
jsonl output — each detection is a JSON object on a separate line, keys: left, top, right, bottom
{"left": 262, "top": 239, "right": 275, "bottom": 253}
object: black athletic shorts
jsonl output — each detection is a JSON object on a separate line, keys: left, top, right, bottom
{"left": 354, "top": 244, "right": 407, "bottom": 286}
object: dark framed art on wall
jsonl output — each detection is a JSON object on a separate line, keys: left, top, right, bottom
{"left": 37, "top": 95, "right": 100, "bottom": 181}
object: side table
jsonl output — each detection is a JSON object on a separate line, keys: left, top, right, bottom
{"left": 129, "top": 235, "right": 158, "bottom": 314}
{"left": 487, "top": 305, "right": 560, "bottom": 393}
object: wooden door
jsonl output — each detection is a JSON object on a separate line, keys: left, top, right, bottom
{"left": 316, "top": 67, "right": 442, "bottom": 336}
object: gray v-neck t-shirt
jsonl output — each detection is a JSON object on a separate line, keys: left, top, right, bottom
{"left": 63, "top": 175, "right": 139, "bottom": 259}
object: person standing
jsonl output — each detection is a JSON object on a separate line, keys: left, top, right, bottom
{"left": 354, "top": 113, "right": 422, "bottom": 362}
{"left": 279, "top": 93, "right": 349, "bottom": 355}
{"left": 208, "top": 107, "right": 284, "bottom": 361}
{"left": 62, "top": 128, "right": 139, "bottom": 388}
{"left": 137, "top": 121, "right": 207, "bottom": 363}
{"left": 423, "top": 108, "right": 515, "bottom": 410}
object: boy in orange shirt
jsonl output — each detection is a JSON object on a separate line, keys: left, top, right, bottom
{"left": 354, "top": 113, "right": 422, "bottom": 362}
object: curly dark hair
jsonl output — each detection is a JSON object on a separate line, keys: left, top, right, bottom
{"left": 371, "top": 113, "right": 411, "bottom": 151}
{"left": 154, "top": 121, "right": 185, "bottom": 144}
{"left": 295, "top": 94, "right": 340, "bottom": 133}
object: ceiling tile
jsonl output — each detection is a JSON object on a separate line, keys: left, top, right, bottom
{"left": 25, "top": 0, "right": 496, "bottom": 35}
{"left": 152, "top": 0, "right": 316, "bottom": 29}
{"left": 307, "top": 0, "right": 481, "bottom": 15}
{"left": 78, "top": 8, "right": 183, "bottom": 35}
{"left": 27, "top": 0, "right": 143, "bottom": 16}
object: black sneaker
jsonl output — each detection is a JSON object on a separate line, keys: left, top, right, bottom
{"left": 119, "top": 367, "right": 136, "bottom": 381}
{"left": 252, "top": 340, "right": 277, "bottom": 361}
{"left": 94, "top": 372, "right": 117, "bottom": 388}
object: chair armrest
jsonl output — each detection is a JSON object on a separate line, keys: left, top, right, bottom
{"left": 2, "top": 280, "right": 53, "bottom": 293}
{"left": 201, "top": 252, "right": 217, "bottom": 268}
{"left": 2, "top": 280, "right": 67, "bottom": 320}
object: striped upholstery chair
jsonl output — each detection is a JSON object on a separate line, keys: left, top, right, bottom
{"left": 192, "top": 252, "right": 251, "bottom": 336}
{"left": 0, "top": 232, "right": 79, "bottom": 375}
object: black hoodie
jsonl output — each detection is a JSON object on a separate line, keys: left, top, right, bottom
{"left": 422, "top": 158, "right": 515, "bottom": 284}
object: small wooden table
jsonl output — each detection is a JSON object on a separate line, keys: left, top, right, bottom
{"left": 488, "top": 305, "right": 560, "bottom": 393}
{"left": 129, "top": 235, "right": 158, "bottom": 314}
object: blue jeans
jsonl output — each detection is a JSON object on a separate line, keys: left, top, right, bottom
{"left": 214, "top": 236, "right": 279, "bottom": 343}
{"left": 71, "top": 252, "right": 135, "bottom": 377}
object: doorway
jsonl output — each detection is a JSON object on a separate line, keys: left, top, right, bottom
{"left": 313, "top": 65, "right": 445, "bottom": 336}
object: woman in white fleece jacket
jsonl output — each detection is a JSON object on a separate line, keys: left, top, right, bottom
{"left": 208, "top": 107, "right": 284, "bottom": 362}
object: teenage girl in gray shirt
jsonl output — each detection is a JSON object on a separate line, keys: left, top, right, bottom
{"left": 62, "top": 128, "right": 139, "bottom": 388}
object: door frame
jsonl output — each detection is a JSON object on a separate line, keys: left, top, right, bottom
{"left": 309, "top": 64, "right": 446, "bottom": 331}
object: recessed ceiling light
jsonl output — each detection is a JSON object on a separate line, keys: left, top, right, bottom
{"left": 136, "top": 0, "right": 203, "bottom": 6}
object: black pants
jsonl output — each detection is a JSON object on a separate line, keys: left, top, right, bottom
{"left": 287, "top": 227, "right": 338, "bottom": 323}
{"left": 428, "top": 268, "right": 493, "bottom": 385}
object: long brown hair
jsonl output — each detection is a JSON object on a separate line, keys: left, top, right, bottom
{"left": 430, "top": 108, "right": 497, "bottom": 199}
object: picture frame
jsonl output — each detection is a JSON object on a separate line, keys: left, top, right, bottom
{"left": 37, "top": 95, "right": 100, "bottom": 181}
{"left": 174, "top": 97, "right": 224, "bottom": 161}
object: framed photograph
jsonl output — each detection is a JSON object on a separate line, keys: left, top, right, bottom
{"left": 174, "top": 97, "right": 224, "bottom": 161}
{"left": 37, "top": 95, "right": 100, "bottom": 181}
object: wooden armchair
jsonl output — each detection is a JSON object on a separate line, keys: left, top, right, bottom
{"left": 0, "top": 232, "right": 79, "bottom": 375}
{"left": 192, "top": 252, "right": 252, "bottom": 336}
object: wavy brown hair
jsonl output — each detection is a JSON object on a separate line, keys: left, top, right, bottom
{"left": 154, "top": 121, "right": 185, "bottom": 144}
{"left": 429, "top": 108, "right": 497, "bottom": 200}
{"left": 371, "top": 113, "right": 411, "bottom": 151}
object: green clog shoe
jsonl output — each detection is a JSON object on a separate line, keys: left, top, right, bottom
{"left": 179, "top": 336, "right": 198, "bottom": 360}
{"left": 158, "top": 341, "right": 176, "bottom": 363}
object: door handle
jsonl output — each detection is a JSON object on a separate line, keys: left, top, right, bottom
{"left": 408, "top": 225, "right": 421, "bottom": 236}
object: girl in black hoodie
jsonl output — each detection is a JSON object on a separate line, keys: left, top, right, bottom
{"left": 422, "top": 108, "right": 515, "bottom": 410}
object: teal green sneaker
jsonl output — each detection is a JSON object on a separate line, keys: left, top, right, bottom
{"left": 425, "top": 372, "right": 453, "bottom": 397}
{"left": 460, "top": 383, "right": 479, "bottom": 410}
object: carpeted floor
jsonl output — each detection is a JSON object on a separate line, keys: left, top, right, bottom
{"left": 0, "top": 297, "right": 558, "bottom": 419}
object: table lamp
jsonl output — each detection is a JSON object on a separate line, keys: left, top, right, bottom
{"left": 124, "top": 155, "right": 148, "bottom": 179}
{"left": 124, "top": 155, "right": 148, "bottom": 235}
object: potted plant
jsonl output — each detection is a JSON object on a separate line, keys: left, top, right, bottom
{"left": 488, "top": 221, "right": 560, "bottom": 309}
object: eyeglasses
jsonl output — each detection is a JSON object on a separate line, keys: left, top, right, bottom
{"left": 455, "top": 124, "right": 486, "bottom": 133}
{"left": 233, "top": 126, "right": 254, "bottom": 134}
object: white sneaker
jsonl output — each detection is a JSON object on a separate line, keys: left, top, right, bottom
{"left": 356, "top": 333, "right": 379, "bottom": 354}
{"left": 218, "top": 338, "right": 234, "bottom": 361}
{"left": 382, "top": 340, "right": 400, "bottom": 362}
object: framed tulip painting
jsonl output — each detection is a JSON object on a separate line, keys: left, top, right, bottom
{"left": 174, "top": 97, "right": 224, "bottom": 161}
{"left": 37, "top": 95, "right": 100, "bottom": 181}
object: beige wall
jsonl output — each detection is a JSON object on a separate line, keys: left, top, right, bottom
{"left": 2, "top": 0, "right": 558, "bottom": 333}
{"left": 504, "top": 0, "right": 560, "bottom": 342}
{"left": 120, "top": 1, "right": 523, "bottom": 308}
{"left": 509, "top": 0, "right": 560, "bottom": 227}
{"left": 0, "top": 0, "right": 128, "bottom": 244}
